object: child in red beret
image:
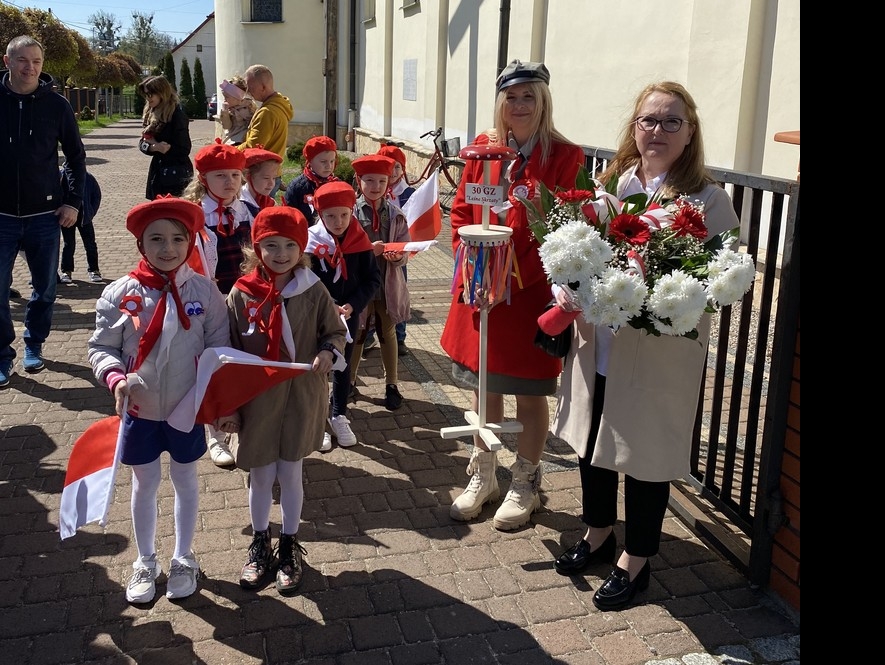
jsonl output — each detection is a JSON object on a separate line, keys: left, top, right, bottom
{"left": 365, "top": 144, "right": 417, "bottom": 356}
{"left": 241, "top": 145, "right": 282, "bottom": 216}
{"left": 182, "top": 139, "right": 253, "bottom": 466}
{"left": 306, "top": 181, "right": 381, "bottom": 450}
{"left": 217, "top": 206, "right": 347, "bottom": 595}
{"left": 283, "top": 135, "right": 340, "bottom": 224}
{"left": 87, "top": 196, "right": 231, "bottom": 604}
{"left": 349, "top": 154, "right": 411, "bottom": 411}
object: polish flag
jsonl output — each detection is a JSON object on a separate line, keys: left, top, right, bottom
{"left": 59, "top": 414, "right": 124, "bottom": 540}
{"left": 382, "top": 240, "right": 438, "bottom": 254}
{"left": 401, "top": 175, "right": 442, "bottom": 242}
{"left": 167, "top": 347, "right": 313, "bottom": 432}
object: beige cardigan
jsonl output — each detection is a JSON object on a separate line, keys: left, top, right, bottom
{"left": 551, "top": 180, "right": 740, "bottom": 482}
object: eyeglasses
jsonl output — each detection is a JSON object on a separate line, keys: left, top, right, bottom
{"left": 634, "top": 116, "right": 687, "bottom": 133}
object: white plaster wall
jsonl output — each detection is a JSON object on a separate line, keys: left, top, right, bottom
{"left": 215, "top": 0, "right": 327, "bottom": 139}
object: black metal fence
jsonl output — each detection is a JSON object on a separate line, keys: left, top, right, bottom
{"left": 582, "top": 146, "right": 800, "bottom": 587}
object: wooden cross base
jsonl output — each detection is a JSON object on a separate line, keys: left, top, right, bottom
{"left": 440, "top": 410, "right": 523, "bottom": 451}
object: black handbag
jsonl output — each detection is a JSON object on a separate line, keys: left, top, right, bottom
{"left": 533, "top": 304, "right": 573, "bottom": 358}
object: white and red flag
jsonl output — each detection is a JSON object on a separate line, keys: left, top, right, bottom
{"left": 401, "top": 175, "right": 442, "bottom": 242}
{"left": 59, "top": 410, "right": 125, "bottom": 540}
{"left": 382, "top": 240, "right": 438, "bottom": 254}
{"left": 167, "top": 347, "right": 313, "bottom": 432}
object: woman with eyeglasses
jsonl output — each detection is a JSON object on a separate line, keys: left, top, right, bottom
{"left": 549, "top": 81, "right": 740, "bottom": 611}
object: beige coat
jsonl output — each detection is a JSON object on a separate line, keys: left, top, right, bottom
{"left": 551, "top": 181, "right": 740, "bottom": 482}
{"left": 226, "top": 269, "right": 347, "bottom": 469}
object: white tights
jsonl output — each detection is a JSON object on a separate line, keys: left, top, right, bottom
{"left": 130, "top": 457, "right": 199, "bottom": 563}
{"left": 248, "top": 459, "right": 304, "bottom": 535}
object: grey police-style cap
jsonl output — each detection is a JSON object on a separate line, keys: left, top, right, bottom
{"left": 495, "top": 59, "right": 551, "bottom": 93}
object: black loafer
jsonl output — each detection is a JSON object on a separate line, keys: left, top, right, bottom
{"left": 592, "top": 560, "right": 650, "bottom": 611}
{"left": 554, "top": 530, "right": 617, "bottom": 575}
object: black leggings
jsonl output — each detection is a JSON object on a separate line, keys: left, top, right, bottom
{"left": 578, "top": 373, "right": 670, "bottom": 557}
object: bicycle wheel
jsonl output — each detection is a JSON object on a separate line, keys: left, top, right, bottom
{"left": 438, "top": 158, "right": 464, "bottom": 214}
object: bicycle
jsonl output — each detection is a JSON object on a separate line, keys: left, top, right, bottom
{"left": 382, "top": 127, "right": 465, "bottom": 214}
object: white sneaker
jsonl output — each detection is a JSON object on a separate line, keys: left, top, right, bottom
{"left": 208, "top": 436, "right": 234, "bottom": 466}
{"left": 59, "top": 271, "right": 72, "bottom": 284}
{"left": 166, "top": 553, "right": 199, "bottom": 599}
{"left": 126, "top": 554, "right": 160, "bottom": 604}
{"left": 328, "top": 415, "right": 357, "bottom": 447}
{"left": 320, "top": 431, "right": 333, "bottom": 452}
{"left": 88, "top": 271, "right": 104, "bottom": 283}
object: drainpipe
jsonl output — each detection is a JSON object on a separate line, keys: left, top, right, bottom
{"left": 497, "top": 0, "right": 511, "bottom": 76}
{"left": 384, "top": 0, "right": 394, "bottom": 137}
{"left": 436, "top": 0, "right": 449, "bottom": 131}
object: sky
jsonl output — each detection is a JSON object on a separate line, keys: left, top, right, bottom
{"left": 3, "top": 0, "right": 216, "bottom": 42}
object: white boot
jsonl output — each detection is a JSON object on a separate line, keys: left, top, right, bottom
{"left": 449, "top": 449, "right": 499, "bottom": 521}
{"left": 493, "top": 455, "right": 541, "bottom": 531}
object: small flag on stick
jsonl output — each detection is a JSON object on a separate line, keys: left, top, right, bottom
{"left": 59, "top": 406, "right": 126, "bottom": 540}
{"left": 167, "top": 347, "right": 312, "bottom": 432}
{"left": 401, "top": 175, "right": 442, "bottom": 242}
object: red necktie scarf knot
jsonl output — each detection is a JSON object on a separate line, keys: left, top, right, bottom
{"left": 128, "top": 260, "right": 191, "bottom": 371}
{"left": 214, "top": 199, "right": 236, "bottom": 237}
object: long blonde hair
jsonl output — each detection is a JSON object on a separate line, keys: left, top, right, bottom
{"left": 599, "top": 81, "right": 713, "bottom": 197}
{"left": 137, "top": 75, "right": 180, "bottom": 125}
{"left": 487, "top": 80, "right": 575, "bottom": 163}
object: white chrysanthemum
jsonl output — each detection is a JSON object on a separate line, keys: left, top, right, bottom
{"left": 706, "top": 250, "right": 755, "bottom": 307}
{"left": 538, "top": 221, "right": 611, "bottom": 285}
{"left": 647, "top": 271, "right": 707, "bottom": 335}
{"left": 580, "top": 269, "right": 646, "bottom": 329}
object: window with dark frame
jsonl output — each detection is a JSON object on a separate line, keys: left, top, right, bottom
{"left": 251, "top": 0, "right": 282, "bottom": 22}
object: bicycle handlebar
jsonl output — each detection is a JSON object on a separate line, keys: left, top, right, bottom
{"left": 419, "top": 127, "right": 443, "bottom": 140}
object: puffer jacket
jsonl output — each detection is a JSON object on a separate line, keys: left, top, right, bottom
{"left": 0, "top": 70, "right": 86, "bottom": 217}
{"left": 88, "top": 263, "right": 230, "bottom": 421}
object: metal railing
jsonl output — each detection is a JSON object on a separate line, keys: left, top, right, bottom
{"left": 582, "top": 147, "right": 801, "bottom": 586}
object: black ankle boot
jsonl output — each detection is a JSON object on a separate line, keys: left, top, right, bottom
{"left": 554, "top": 530, "right": 616, "bottom": 575}
{"left": 592, "top": 560, "right": 651, "bottom": 611}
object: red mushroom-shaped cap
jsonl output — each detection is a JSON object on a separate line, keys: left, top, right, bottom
{"left": 458, "top": 145, "right": 518, "bottom": 161}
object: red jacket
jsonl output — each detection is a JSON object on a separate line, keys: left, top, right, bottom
{"left": 440, "top": 134, "right": 583, "bottom": 380}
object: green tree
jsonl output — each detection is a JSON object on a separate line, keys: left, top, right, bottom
{"left": 179, "top": 58, "right": 193, "bottom": 98}
{"left": 118, "top": 11, "right": 174, "bottom": 71}
{"left": 193, "top": 57, "right": 207, "bottom": 108}
{"left": 87, "top": 10, "right": 121, "bottom": 55}
{"left": 21, "top": 8, "right": 79, "bottom": 80}
{"left": 162, "top": 52, "right": 176, "bottom": 90}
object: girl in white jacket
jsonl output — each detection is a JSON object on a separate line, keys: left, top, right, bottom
{"left": 87, "top": 197, "right": 230, "bottom": 604}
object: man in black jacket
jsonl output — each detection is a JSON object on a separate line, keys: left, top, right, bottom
{"left": 0, "top": 35, "right": 86, "bottom": 388}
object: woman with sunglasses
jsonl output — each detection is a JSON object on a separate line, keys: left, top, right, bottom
{"left": 549, "top": 81, "right": 740, "bottom": 611}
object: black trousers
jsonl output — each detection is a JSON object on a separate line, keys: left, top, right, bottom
{"left": 60, "top": 221, "right": 99, "bottom": 273}
{"left": 578, "top": 373, "right": 670, "bottom": 557}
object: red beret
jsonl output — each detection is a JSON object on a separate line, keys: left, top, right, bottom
{"left": 313, "top": 181, "right": 356, "bottom": 212}
{"left": 252, "top": 206, "right": 308, "bottom": 252}
{"left": 195, "top": 138, "right": 246, "bottom": 174}
{"left": 352, "top": 154, "right": 394, "bottom": 178}
{"left": 244, "top": 145, "right": 282, "bottom": 169}
{"left": 377, "top": 145, "right": 406, "bottom": 169}
{"left": 302, "top": 136, "right": 338, "bottom": 162}
{"left": 126, "top": 195, "right": 204, "bottom": 254}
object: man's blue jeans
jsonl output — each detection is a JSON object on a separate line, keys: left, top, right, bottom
{"left": 0, "top": 212, "right": 61, "bottom": 364}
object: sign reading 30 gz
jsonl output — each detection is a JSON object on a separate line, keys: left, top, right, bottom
{"left": 464, "top": 183, "right": 505, "bottom": 206}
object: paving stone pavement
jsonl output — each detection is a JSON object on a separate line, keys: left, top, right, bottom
{"left": 0, "top": 119, "right": 799, "bottom": 664}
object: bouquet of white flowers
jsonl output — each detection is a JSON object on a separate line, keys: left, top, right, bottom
{"left": 521, "top": 169, "right": 756, "bottom": 339}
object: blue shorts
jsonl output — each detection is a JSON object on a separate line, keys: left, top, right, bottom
{"left": 120, "top": 414, "right": 207, "bottom": 466}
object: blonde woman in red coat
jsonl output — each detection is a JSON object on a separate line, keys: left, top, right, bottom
{"left": 440, "top": 61, "right": 584, "bottom": 531}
